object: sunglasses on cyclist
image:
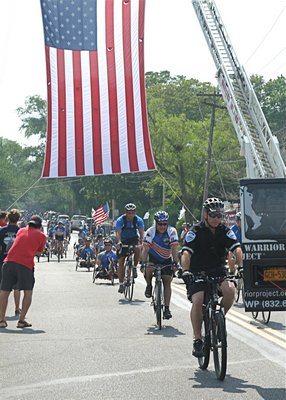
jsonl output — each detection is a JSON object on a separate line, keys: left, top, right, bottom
{"left": 208, "top": 212, "right": 223, "bottom": 219}
{"left": 157, "top": 222, "right": 168, "bottom": 226}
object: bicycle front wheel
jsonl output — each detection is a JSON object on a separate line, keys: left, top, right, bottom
{"left": 154, "top": 280, "right": 162, "bottom": 329}
{"left": 198, "top": 312, "right": 211, "bottom": 370}
{"left": 124, "top": 262, "right": 134, "bottom": 301}
{"left": 212, "top": 311, "right": 227, "bottom": 381}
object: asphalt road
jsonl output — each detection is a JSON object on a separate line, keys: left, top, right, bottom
{"left": 0, "top": 238, "right": 285, "bottom": 400}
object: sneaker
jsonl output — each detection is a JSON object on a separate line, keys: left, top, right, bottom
{"left": 145, "top": 284, "right": 152, "bottom": 298}
{"left": 118, "top": 284, "right": 125, "bottom": 294}
{"left": 163, "top": 308, "right": 172, "bottom": 320}
{"left": 192, "top": 338, "right": 204, "bottom": 358}
{"left": 133, "top": 267, "right": 138, "bottom": 279}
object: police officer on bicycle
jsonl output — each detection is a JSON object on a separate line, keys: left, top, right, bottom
{"left": 181, "top": 197, "right": 243, "bottom": 357}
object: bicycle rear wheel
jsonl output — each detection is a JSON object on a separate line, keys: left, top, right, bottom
{"left": 198, "top": 312, "right": 211, "bottom": 370}
{"left": 212, "top": 311, "right": 227, "bottom": 381}
{"left": 154, "top": 280, "right": 162, "bottom": 329}
{"left": 262, "top": 311, "right": 271, "bottom": 324}
{"left": 235, "top": 278, "right": 242, "bottom": 302}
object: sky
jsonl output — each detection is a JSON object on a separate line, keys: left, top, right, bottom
{"left": 0, "top": 0, "right": 285, "bottom": 146}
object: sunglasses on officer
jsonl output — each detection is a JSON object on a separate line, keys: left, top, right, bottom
{"left": 208, "top": 212, "right": 223, "bottom": 219}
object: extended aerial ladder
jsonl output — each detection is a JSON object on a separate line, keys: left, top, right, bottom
{"left": 192, "top": 0, "right": 286, "bottom": 178}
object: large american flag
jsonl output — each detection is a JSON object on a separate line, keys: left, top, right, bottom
{"left": 40, "top": 0, "right": 156, "bottom": 178}
{"left": 92, "top": 202, "right": 110, "bottom": 224}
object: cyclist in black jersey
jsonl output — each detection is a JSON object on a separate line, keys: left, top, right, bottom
{"left": 181, "top": 197, "right": 243, "bottom": 358}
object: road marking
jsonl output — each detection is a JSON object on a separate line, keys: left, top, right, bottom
{"left": 172, "top": 281, "right": 286, "bottom": 348}
{"left": 227, "top": 312, "right": 286, "bottom": 349}
{"left": 229, "top": 308, "right": 286, "bottom": 341}
{"left": 0, "top": 359, "right": 266, "bottom": 399}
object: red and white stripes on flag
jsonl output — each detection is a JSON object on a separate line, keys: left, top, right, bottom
{"left": 92, "top": 203, "right": 110, "bottom": 225}
{"left": 41, "top": 0, "right": 156, "bottom": 178}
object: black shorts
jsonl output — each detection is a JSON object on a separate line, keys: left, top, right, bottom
{"left": 148, "top": 255, "right": 173, "bottom": 276}
{"left": 0, "top": 262, "right": 35, "bottom": 291}
{"left": 117, "top": 238, "right": 139, "bottom": 258}
{"left": 187, "top": 267, "right": 227, "bottom": 300}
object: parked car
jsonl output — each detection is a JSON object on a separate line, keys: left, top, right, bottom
{"left": 71, "top": 215, "right": 87, "bottom": 232}
{"left": 57, "top": 214, "right": 70, "bottom": 223}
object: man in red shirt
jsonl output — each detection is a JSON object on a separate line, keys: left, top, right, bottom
{"left": 0, "top": 215, "right": 46, "bottom": 328}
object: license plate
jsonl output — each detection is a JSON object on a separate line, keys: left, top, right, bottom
{"left": 264, "top": 268, "right": 286, "bottom": 281}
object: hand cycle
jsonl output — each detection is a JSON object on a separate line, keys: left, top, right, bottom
{"left": 121, "top": 244, "right": 136, "bottom": 301}
{"left": 185, "top": 271, "right": 237, "bottom": 381}
{"left": 146, "top": 263, "right": 173, "bottom": 330}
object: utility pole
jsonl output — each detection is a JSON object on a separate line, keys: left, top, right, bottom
{"left": 197, "top": 90, "right": 224, "bottom": 219}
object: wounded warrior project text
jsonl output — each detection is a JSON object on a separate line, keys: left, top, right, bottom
{"left": 245, "top": 290, "right": 286, "bottom": 298}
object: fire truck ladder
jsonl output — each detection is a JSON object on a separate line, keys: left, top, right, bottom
{"left": 192, "top": 0, "right": 286, "bottom": 178}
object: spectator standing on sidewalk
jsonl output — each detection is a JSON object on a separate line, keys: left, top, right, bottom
{"left": 0, "top": 215, "right": 46, "bottom": 328}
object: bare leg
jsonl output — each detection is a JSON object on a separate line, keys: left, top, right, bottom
{"left": 14, "top": 290, "right": 21, "bottom": 312}
{"left": 162, "top": 275, "right": 172, "bottom": 307}
{"left": 0, "top": 290, "right": 11, "bottom": 321}
{"left": 220, "top": 280, "right": 235, "bottom": 314}
{"left": 19, "top": 290, "right": 33, "bottom": 321}
{"left": 117, "top": 257, "right": 125, "bottom": 284}
{"left": 190, "top": 291, "right": 204, "bottom": 339}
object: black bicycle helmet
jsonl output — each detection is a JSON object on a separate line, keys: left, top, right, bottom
{"left": 236, "top": 211, "right": 241, "bottom": 220}
{"left": 154, "top": 210, "right": 169, "bottom": 222}
{"left": 125, "top": 203, "right": 136, "bottom": 211}
{"left": 203, "top": 197, "right": 224, "bottom": 212}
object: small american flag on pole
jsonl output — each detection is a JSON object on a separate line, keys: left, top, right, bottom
{"left": 40, "top": 0, "right": 155, "bottom": 178}
{"left": 92, "top": 202, "right": 110, "bottom": 225}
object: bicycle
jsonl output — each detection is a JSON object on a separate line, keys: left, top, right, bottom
{"left": 234, "top": 268, "right": 244, "bottom": 304}
{"left": 54, "top": 239, "right": 64, "bottom": 262}
{"left": 146, "top": 263, "right": 172, "bottom": 330}
{"left": 121, "top": 244, "right": 135, "bottom": 301}
{"left": 185, "top": 271, "right": 235, "bottom": 381}
{"left": 251, "top": 310, "right": 271, "bottom": 324}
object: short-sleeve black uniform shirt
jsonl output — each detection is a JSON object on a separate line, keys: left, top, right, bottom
{"left": 182, "top": 221, "right": 240, "bottom": 274}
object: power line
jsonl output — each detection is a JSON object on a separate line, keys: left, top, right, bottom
{"left": 244, "top": 6, "right": 286, "bottom": 65}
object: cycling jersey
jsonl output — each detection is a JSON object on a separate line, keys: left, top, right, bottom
{"left": 230, "top": 224, "right": 241, "bottom": 244}
{"left": 54, "top": 225, "right": 66, "bottom": 241}
{"left": 143, "top": 225, "right": 178, "bottom": 263}
{"left": 48, "top": 228, "right": 54, "bottom": 239}
{"left": 98, "top": 250, "right": 117, "bottom": 270}
{"left": 182, "top": 221, "right": 240, "bottom": 273}
{"left": 80, "top": 247, "right": 95, "bottom": 260}
{"left": 115, "top": 214, "right": 144, "bottom": 240}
